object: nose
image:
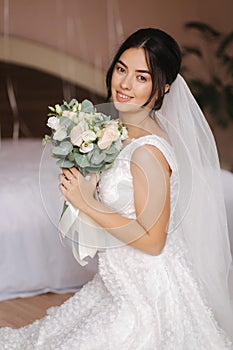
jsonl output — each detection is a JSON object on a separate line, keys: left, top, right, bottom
{"left": 120, "top": 74, "right": 133, "bottom": 90}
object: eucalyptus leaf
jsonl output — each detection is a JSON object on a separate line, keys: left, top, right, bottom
{"left": 68, "top": 152, "right": 75, "bottom": 161}
{"left": 104, "top": 154, "right": 117, "bottom": 163}
{"left": 74, "top": 153, "right": 90, "bottom": 167}
{"left": 69, "top": 98, "right": 78, "bottom": 107}
{"left": 81, "top": 99, "right": 95, "bottom": 113}
{"left": 105, "top": 144, "right": 117, "bottom": 155}
{"left": 52, "top": 141, "right": 73, "bottom": 157}
{"left": 56, "top": 159, "right": 75, "bottom": 168}
{"left": 59, "top": 116, "right": 75, "bottom": 129}
{"left": 62, "top": 101, "right": 70, "bottom": 109}
{"left": 91, "top": 149, "right": 106, "bottom": 165}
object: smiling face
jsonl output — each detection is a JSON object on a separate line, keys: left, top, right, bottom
{"left": 111, "top": 47, "right": 157, "bottom": 115}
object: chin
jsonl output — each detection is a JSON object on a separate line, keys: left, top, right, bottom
{"left": 113, "top": 101, "right": 143, "bottom": 114}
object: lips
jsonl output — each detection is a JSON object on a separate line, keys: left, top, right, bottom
{"left": 115, "top": 91, "right": 133, "bottom": 102}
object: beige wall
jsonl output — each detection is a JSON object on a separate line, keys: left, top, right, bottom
{"left": 0, "top": 0, "right": 232, "bottom": 68}
{"left": 0, "top": 0, "right": 232, "bottom": 168}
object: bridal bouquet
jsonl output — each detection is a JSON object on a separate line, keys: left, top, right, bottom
{"left": 43, "top": 98, "right": 128, "bottom": 176}
{"left": 43, "top": 98, "right": 128, "bottom": 266}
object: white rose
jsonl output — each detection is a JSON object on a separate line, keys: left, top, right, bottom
{"left": 70, "top": 125, "right": 83, "bottom": 146}
{"left": 121, "top": 127, "right": 128, "bottom": 140}
{"left": 53, "top": 126, "right": 67, "bottom": 141}
{"left": 80, "top": 142, "right": 94, "bottom": 153}
{"left": 47, "top": 117, "right": 60, "bottom": 130}
{"left": 82, "top": 130, "right": 97, "bottom": 142}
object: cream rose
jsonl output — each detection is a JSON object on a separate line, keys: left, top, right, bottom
{"left": 97, "top": 127, "right": 119, "bottom": 150}
{"left": 70, "top": 125, "right": 83, "bottom": 146}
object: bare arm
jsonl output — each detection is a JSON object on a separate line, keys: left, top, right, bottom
{"left": 59, "top": 144, "right": 171, "bottom": 256}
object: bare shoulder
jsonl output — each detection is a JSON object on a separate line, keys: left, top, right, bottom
{"left": 131, "top": 144, "right": 172, "bottom": 176}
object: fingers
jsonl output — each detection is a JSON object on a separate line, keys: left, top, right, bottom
{"left": 61, "top": 168, "right": 75, "bottom": 181}
{"left": 59, "top": 173, "right": 72, "bottom": 190}
{"left": 62, "top": 167, "right": 81, "bottom": 179}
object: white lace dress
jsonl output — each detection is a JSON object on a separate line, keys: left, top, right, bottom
{"left": 0, "top": 135, "right": 232, "bottom": 350}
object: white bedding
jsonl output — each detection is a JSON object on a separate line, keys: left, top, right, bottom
{"left": 0, "top": 139, "right": 97, "bottom": 301}
{"left": 0, "top": 139, "right": 232, "bottom": 301}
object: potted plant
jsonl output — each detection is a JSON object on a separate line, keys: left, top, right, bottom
{"left": 182, "top": 21, "right": 233, "bottom": 128}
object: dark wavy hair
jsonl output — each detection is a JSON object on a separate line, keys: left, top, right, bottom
{"left": 106, "top": 28, "right": 182, "bottom": 111}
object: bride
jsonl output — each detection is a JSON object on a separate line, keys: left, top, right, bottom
{"left": 1, "top": 28, "right": 233, "bottom": 349}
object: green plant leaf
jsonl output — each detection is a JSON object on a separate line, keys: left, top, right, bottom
{"left": 216, "top": 32, "right": 233, "bottom": 57}
{"left": 224, "top": 85, "right": 233, "bottom": 120}
{"left": 185, "top": 21, "right": 221, "bottom": 38}
{"left": 183, "top": 46, "right": 202, "bottom": 58}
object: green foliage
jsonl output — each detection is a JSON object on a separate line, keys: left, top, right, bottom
{"left": 52, "top": 141, "right": 73, "bottom": 157}
{"left": 182, "top": 21, "right": 233, "bottom": 127}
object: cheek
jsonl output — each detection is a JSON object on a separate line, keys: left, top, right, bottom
{"left": 137, "top": 84, "right": 152, "bottom": 101}
{"left": 111, "top": 70, "right": 118, "bottom": 84}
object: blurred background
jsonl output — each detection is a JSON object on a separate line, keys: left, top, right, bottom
{"left": 0, "top": 0, "right": 232, "bottom": 169}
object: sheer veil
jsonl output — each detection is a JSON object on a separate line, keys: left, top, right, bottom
{"left": 156, "top": 74, "right": 233, "bottom": 339}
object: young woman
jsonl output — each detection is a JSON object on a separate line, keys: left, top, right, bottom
{"left": 1, "top": 28, "right": 232, "bottom": 349}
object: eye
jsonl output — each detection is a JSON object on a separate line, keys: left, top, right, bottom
{"left": 137, "top": 75, "right": 147, "bottom": 82}
{"left": 116, "top": 65, "right": 125, "bottom": 74}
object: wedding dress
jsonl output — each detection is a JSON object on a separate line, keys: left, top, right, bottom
{"left": 0, "top": 134, "right": 232, "bottom": 350}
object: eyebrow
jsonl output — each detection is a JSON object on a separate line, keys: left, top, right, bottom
{"left": 117, "top": 59, "right": 151, "bottom": 75}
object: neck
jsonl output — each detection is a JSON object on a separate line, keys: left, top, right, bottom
{"left": 119, "top": 108, "right": 150, "bottom": 126}
{"left": 121, "top": 112, "right": 153, "bottom": 140}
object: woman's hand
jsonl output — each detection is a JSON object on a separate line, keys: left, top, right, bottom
{"left": 59, "top": 167, "right": 97, "bottom": 211}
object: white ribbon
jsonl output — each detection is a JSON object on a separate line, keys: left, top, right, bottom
{"left": 58, "top": 201, "right": 109, "bottom": 266}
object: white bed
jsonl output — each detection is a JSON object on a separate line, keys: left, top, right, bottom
{"left": 0, "top": 139, "right": 232, "bottom": 301}
{"left": 0, "top": 139, "right": 98, "bottom": 301}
